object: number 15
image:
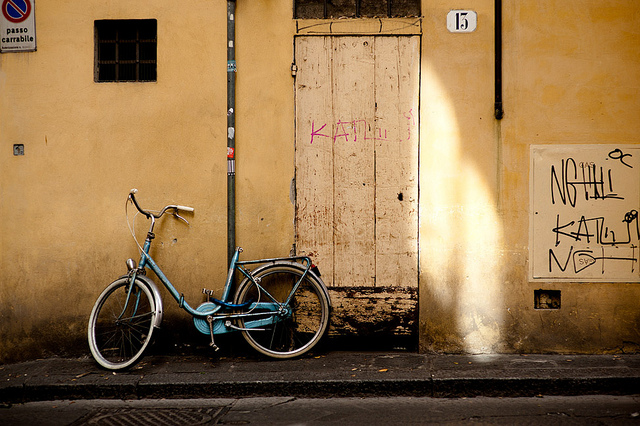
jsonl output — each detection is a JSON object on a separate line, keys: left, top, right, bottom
{"left": 456, "top": 12, "right": 469, "bottom": 30}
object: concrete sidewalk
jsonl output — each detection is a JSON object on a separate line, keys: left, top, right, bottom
{"left": 1, "top": 352, "right": 639, "bottom": 404}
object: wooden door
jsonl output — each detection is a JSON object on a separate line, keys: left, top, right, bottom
{"left": 295, "top": 36, "right": 419, "bottom": 288}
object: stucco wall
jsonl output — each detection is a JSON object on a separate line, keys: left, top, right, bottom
{"left": 419, "top": 0, "right": 640, "bottom": 354}
{"left": 499, "top": 1, "right": 640, "bottom": 353}
{"left": 419, "top": 0, "right": 503, "bottom": 353}
{"left": 0, "top": 0, "right": 297, "bottom": 362}
{"left": 1, "top": 0, "right": 638, "bottom": 363}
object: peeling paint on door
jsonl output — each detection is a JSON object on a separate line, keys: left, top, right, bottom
{"left": 294, "top": 36, "right": 419, "bottom": 289}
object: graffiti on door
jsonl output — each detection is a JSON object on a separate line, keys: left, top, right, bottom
{"left": 309, "top": 109, "right": 416, "bottom": 145}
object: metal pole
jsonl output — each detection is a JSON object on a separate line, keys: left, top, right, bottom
{"left": 227, "top": 0, "right": 237, "bottom": 265}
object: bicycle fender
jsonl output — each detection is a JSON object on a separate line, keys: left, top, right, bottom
{"left": 242, "top": 261, "right": 332, "bottom": 308}
{"left": 119, "top": 274, "right": 164, "bottom": 329}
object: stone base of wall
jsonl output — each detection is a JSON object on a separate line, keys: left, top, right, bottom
{"left": 326, "top": 286, "right": 418, "bottom": 339}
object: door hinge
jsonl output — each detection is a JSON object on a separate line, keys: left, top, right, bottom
{"left": 291, "top": 63, "right": 298, "bottom": 77}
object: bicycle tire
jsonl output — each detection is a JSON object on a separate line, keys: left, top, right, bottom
{"left": 234, "top": 263, "right": 330, "bottom": 359}
{"left": 87, "top": 277, "right": 156, "bottom": 370}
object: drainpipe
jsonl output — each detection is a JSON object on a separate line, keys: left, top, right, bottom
{"left": 494, "top": 0, "right": 504, "bottom": 120}
{"left": 495, "top": 0, "right": 504, "bottom": 209}
{"left": 227, "top": 0, "right": 237, "bottom": 265}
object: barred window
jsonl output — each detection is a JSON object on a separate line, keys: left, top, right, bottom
{"left": 294, "top": 0, "right": 420, "bottom": 19}
{"left": 95, "top": 20, "right": 157, "bottom": 83}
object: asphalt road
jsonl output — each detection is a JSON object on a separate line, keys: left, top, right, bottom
{"left": 1, "top": 395, "right": 639, "bottom": 425}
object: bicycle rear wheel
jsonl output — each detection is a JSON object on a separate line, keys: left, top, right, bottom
{"left": 234, "top": 264, "right": 330, "bottom": 359}
{"left": 88, "top": 278, "right": 156, "bottom": 370}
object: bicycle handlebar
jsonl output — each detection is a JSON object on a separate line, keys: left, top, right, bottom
{"left": 129, "top": 188, "right": 195, "bottom": 219}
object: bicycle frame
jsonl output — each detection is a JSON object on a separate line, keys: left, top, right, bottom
{"left": 125, "top": 222, "right": 316, "bottom": 330}
{"left": 88, "top": 189, "right": 331, "bottom": 370}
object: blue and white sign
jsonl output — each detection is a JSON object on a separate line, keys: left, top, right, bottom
{"left": 1, "top": 0, "right": 36, "bottom": 52}
{"left": 447, "top": 10, "right": 477, "bottom": 33}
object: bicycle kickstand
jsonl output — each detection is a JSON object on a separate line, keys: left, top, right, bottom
{"left": 206, "top": 316, "right": 220, "bottom": 352}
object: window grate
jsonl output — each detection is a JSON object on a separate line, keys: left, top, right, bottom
{"left": 95, "top": 20, "right": 157, "bottom": 83}
{"left": 294, "top": 0, "right": 420, "bottom": 19}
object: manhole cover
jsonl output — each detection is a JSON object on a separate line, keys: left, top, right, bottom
{"left": 77, "top": 407, "right": 225, "bottom": 426}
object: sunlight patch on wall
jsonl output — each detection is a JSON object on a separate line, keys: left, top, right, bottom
{"left": 420, "top": 66, "right": 505, "bottom": 353}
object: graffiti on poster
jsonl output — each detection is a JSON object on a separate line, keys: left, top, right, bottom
{"left": 531, "top": 145, "right": 640, "bottom": 281}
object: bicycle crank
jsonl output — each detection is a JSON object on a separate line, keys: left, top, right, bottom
{"left": 193, "top": 302, "right": 228, "bottom": 336}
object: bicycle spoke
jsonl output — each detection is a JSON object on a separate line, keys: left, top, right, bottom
{"left": 235, "top": 264, "right": 329, "bottom": 358}
{"left": 88, "top": 279, "right": 156, "bottom": 369}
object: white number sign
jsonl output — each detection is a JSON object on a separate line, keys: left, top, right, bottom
{"left": 447, "top": 10, "right": 477, "bottom": 33}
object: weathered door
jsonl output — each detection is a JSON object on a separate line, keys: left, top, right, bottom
{"left": 295, "top": 36, "right": 419, "bottom": 289}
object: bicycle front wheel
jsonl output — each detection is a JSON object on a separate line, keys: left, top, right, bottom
{"left": 234, "top": 264, "right": 330, "bottom": 359}
{"left": 88, "top": 278, "right": 156, "bottom": 370}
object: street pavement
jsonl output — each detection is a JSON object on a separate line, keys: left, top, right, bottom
{"left": 2, "top": 395, "right": 640, "bottom": 425}
{"left": 1, "top": 351, "right": 639, "bottom": 404}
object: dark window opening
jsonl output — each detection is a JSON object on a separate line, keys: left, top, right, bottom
{"left": 294, "top": 0, "right": 420, "bottom": 19}
{"left": 95, "top": 20, "right": 157, "bottom": 82}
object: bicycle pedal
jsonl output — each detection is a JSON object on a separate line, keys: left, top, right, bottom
{"left": 202, "top": 288, "right": 215, "bottom": 297}
{"left": 206, "top": 316, "right": 220, "bottom": 352}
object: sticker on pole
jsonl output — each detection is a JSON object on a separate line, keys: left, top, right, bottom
{"left": 1, "top": 0, "right": 36, "bottom": 52}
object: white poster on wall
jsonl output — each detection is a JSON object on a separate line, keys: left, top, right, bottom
{"left": 1, "top": 0, "right": 36, "bottom": 52}
{"left": 530, "top": 145, "right": 640, "bottom": 282}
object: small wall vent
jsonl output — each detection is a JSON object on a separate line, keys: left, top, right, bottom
{"left": 534, "top": 290, "right": 561, "bottom": 309}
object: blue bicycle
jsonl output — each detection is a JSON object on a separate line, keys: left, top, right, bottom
{"left": 88, "top": 189, "right": 331, "bottom": 370}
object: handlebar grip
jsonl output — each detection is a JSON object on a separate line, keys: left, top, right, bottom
{"left": 130, "top": 188, "right": 138, "bottom": 195}
{"left": 176, "top": 205, "right": 195, "bottom": 212}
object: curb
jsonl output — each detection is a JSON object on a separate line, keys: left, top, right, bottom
{"left": 2, "top": 376, "right": 639, "bottom": 404}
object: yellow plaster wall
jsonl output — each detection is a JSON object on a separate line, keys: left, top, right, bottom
{"left": 0, "top": 0, "right": 297, "bottom": 362}
{"left": 1, "top": 0, "right": 639, "bottom": 362}
{"left": 499, "top": 0, "right": 640, "bottom": 353}
{"left": 235, "top": 0, "right": 297, "bottom": 257}
{"left": 419, "top": 0, "right": 640, "bottom": 354}
{"left": 419, "top": 0, "right": 504, "bottom": 353}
